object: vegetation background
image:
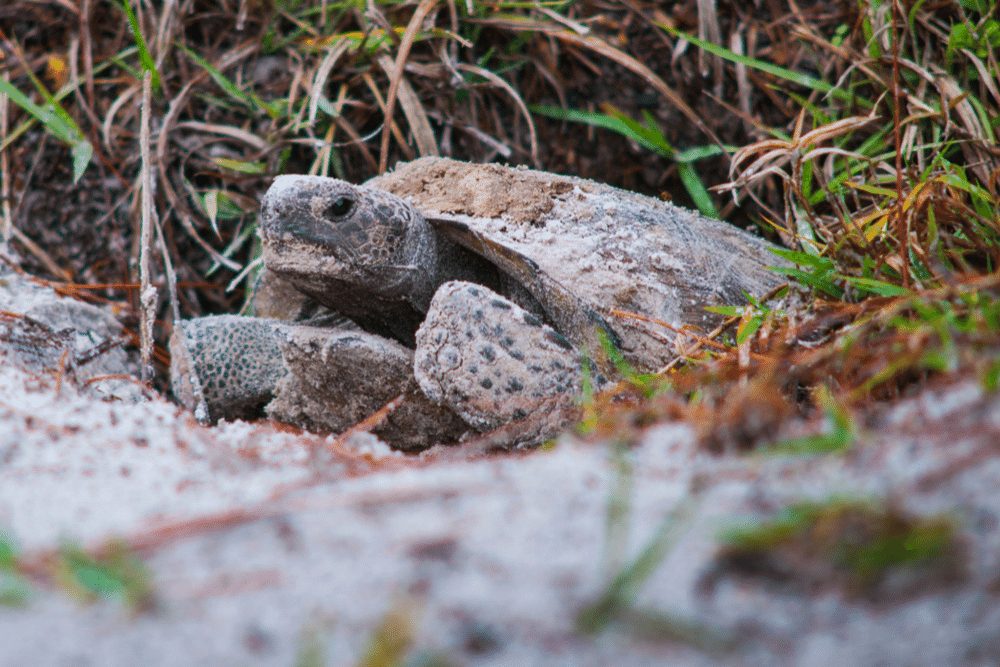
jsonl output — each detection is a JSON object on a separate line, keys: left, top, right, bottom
{"left": 2, "top": 0, "right": 997, "bottom": 445}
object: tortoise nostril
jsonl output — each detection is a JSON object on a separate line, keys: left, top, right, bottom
{"left": 324, "top": 195, "right": 355, "bottom": 220}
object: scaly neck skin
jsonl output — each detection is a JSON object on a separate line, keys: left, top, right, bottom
{"left": 297, "top": 278, "right": 427, "bottom": 347}
{"left": 274, "top": 232, "right": 508, "bottom": 347}
{"left": 262, "top": 231, "right": 440, "bottom": 346}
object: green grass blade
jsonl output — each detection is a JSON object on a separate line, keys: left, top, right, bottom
{"left": 71, "top": 142, "right": 95, "bottom": 184}
{"left": 531, "top": 104, "right": 667, "bottom": 153}
{"left": 577, "top": 500, "right": 694, "bottom": 634}
{"left": 530, "top": 104, "right": 721, "bottom": 216}
{"left": 677, "top": 162, "right": 718, "bottom": 217}
{"left": 659, "top": 25, "right": 872, "bottom": 109}
{"left": 704, "top": 305, "right": 744, "bottom": 317}
{"left": 675, "top": 144, "right": 730, "bottom": 161}
{"left": 770, "top": 266, "right": 844, "bottom": 298}
{"left": 212, "top": 157, "right": 267, "bottom": 174}
{"left": 842, "top": 276, "right": 911, "bottom": 297}
{"left": 0, "top": 78, "right": 74, "bottom": 144}
{"left": 0, "top": 78, "right": 92, "bottom": 182}
{"left": 761, "top": 387, "right": 854, "bottom": 455}
{"left": 23, "top": 69, "right": 86, "bottom": 144}
{"left": 736, "top": 313, "right": 765, "bottom": 344}
{"left": 180, "top": 46, "right": 281, "bottom": 119}
{"left": 119, "top": 0, "right": 161, "bottom": 91}
{"left": 769, "top": 247, "right": 835, "bottom": 270}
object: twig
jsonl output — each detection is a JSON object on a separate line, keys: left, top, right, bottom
{"left": 327, "top": 393, "right": 406, "bottom": 453}
{"left": 154, "top": 211, "right": 180, "bottom": 324}
{"left": 891, "top": 0, "right": 909, "bottom": 288}
{"left": 82, "top": 372, "right": 159, "bottom": 398}
{"left": 138, "top": 70, "right": 157, "bottom": 382}
{"left": 9, "top": 227, "right": 70, "bottom": 280}
{"left": 377, "top": 0, "right": 440, "bottom": 173}
{"left": 605, "top": 307, "right": 764, "bottom": 359}
{"left": 0, "top": 86, "right": 9, "bottom": 244}
{"left": 657, "top": 282, "right": 789, "bottom": 374}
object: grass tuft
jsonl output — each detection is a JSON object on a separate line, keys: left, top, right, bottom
{"left": 357, "top": 595, "right": 420, "bottom": 667}
{"left": 0, "top": 531, "right": 31, "bottom": 607}
{"left": 718, "top": 499, "right": 966, "bottom": 595}
{"left": 54, "top": 540, "right": 156, "bottom": 612}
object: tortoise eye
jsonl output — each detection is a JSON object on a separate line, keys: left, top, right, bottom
{"left": 324, "top": 195, "right": 354, "bottom": 219}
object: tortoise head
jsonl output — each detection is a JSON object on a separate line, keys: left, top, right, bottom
{"left": 259, "top": 175, "right": 438, "bottom": 308}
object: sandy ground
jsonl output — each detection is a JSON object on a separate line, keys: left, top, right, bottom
{"left": 2, "top": 266, "right": 999, "bottom": 665}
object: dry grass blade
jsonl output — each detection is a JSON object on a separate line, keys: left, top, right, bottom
{"left": 961, "top": 49, "right": 1000, "bottom": 108}
{"left": 225, "top": 256, "right": 262, "bottom": 294}
{"left": 455, "top": 63, "right": 539, "bottom": 166}
{"left": 8, "top": 227, "right": 71, "bottom": 280}
{"left": 68, "top": 30, "right": 106, "bottom": 144}
{"left": 155, "top": 80, "right": 240, "bottom": 270}
{"left": 378, "top": 0, "right": 440, "bottom": 173}
{"left": 153, "top": 209, "right": 180, "bottom": 324}
{"left": 720, "top": 114, "right": 877, "bottom": 194}
{"left": 363, "top": 72, "right": 415, "bottom": 163}
{"left": 551, "top": 30, "right": 724, "bottom": 150}
{"left": 79, "top": 0, "right": 94, "bottom": 104}
{"left": 730, "top": 31, "right": 752, "bottom": 128}
{"left": 377, "top": 54, "right": 439, "bottom": 159}
{"left": 308, "top": 39, "right": 350, "bottom": 126}
{"left": 449, "top": 120, "right": 512, "bottom": 158}
{"left": 174, "top": 121, "right": 267, "bottom": 151}
{"left": 935, "top": 75, "right": 991, "bottom": 183}
{"left": 720, "top": 150, "right": 793, "bottom": 192}
{"left": 152, "top": 0, "right": 180, "bottom": 82}
{"left": 138, "top": 70, "right": 156, "bottom": 382}
{"left": 696, "top": 0, "right": 723, "bottom": 83}
{"left": 101, "top": 85, "right": 139, "bottom": 150}
{"left": 0, "top": 88, "right": 9, "bottom": 243}
{"left": 537, "top": 6, "right": 589, "bottom": 35}
{"left": 333, "top": 115, "right": 380, "bottom": 173}
{"left": 800, "top": 114, "right": 880, "bottom": 145}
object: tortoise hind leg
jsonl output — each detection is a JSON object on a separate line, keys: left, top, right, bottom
{"left": 414, "top": 280, "right": 584, "bottom": 445}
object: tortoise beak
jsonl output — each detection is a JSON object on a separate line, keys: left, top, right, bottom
{"left": 260, "top": 175, "right": 322, "bottom": 241}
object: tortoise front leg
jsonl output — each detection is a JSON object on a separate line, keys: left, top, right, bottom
{"left": 170, "top": 315, "right": 291, "bottom": 422}
{"left": 414, "top": 281, "right": 585, "bottom": 446}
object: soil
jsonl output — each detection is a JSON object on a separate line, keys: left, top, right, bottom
{"left": 1, "top": 262, "right": 998, "bottom": 665}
